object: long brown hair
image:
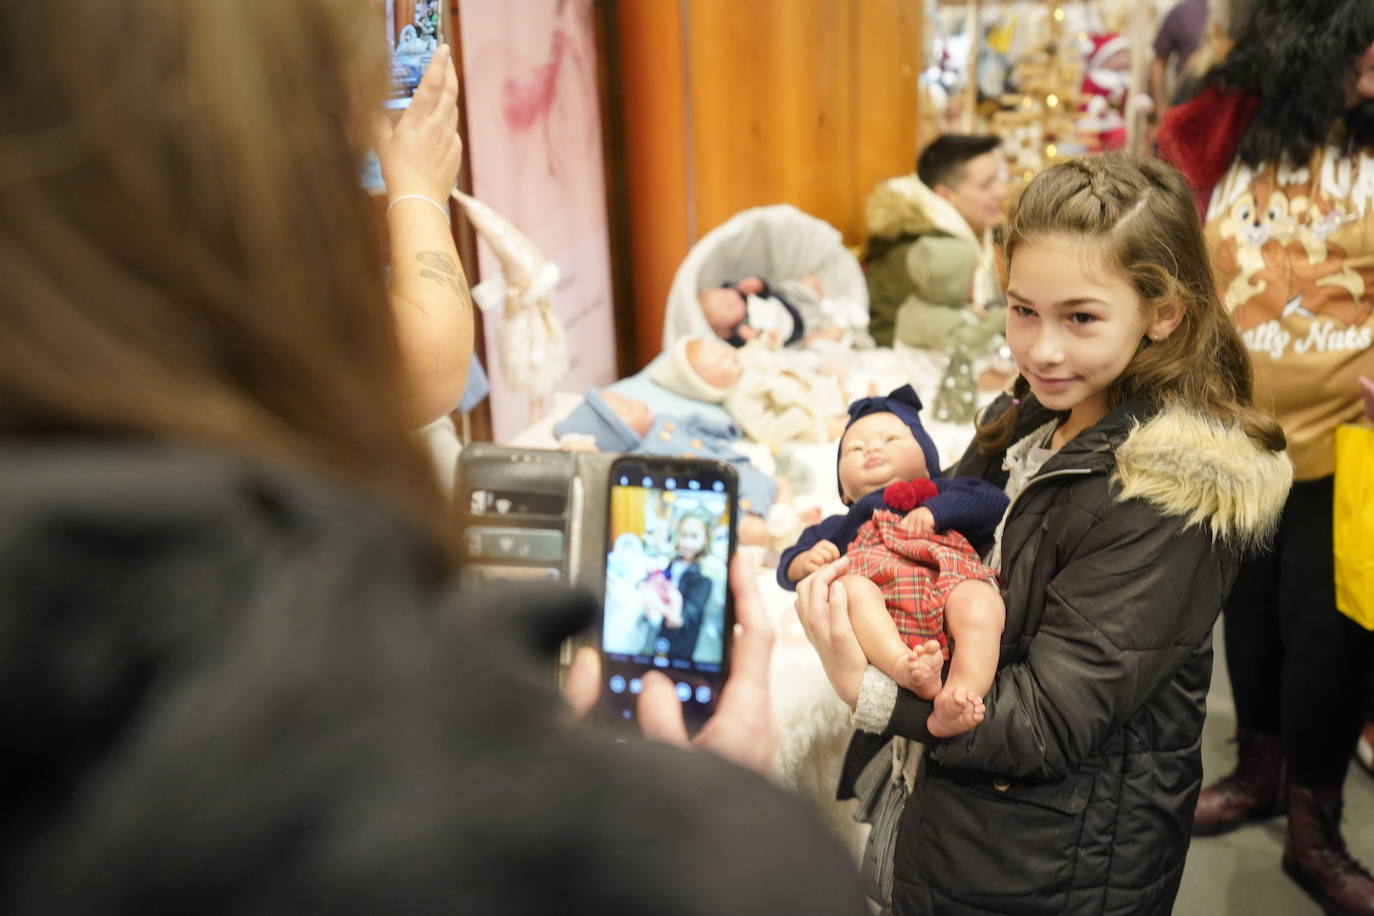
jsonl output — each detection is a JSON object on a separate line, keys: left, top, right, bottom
{"left": 976, "top": 154, "right": 1285, "bottom": 455}
{"left": 0, "top": 0, "right": 443, "bottom": 528}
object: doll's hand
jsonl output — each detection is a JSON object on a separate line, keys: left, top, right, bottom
{"left": 736, "top": 276, "right": 765, "bottom": 295}
{"left": 789, "top": 539, "right": 840, "bottom": 582}
{"left": 372, "top": 44, "right": 462, "bottom": 203}
{"left": 901, "top": 507, "right": 936, "bottom": 536}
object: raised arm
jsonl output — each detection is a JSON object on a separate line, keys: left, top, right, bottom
{"left": 374, "top": 44, "right": 474, "bottom": 426}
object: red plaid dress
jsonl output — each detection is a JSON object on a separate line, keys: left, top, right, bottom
{"left": 845, "top": 509, "right": 999, "bottom": 658}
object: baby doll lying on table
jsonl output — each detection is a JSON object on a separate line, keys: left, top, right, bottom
{"left": 649, "top": 335, "right": 849, "bottom": 449}
{"left": 552, "top": 387, "right": 782, "bottom": 545}
{"left": 778, "top": 385, "right": 1008, "bottom": 737}
{"left": 699, "top": 275, "right": 865, "bottom": 349}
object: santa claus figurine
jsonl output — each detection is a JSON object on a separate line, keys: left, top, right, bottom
{"left": 1077, "top": 32, "right": 1132, "bottom": 151}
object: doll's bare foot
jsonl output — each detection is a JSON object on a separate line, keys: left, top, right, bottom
{"left": 908, "top": 639, "right": 944, "bottom": 700}
{"left": 927, "top": 685, "right": 985, "bottom": 738}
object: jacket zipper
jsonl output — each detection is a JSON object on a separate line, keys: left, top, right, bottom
{"left": 1002, "top": 467, "right": 1095, "bottom": 523}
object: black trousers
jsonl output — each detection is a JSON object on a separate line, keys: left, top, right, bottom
{"left": 1223, "top": 475, "right": 1374, "bottom": 790}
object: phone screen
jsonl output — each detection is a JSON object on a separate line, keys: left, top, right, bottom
{"left": 600, "top": 458, "right": 737, "bottom": 733}
{"left": 383, "top": 0, "right": 443, "bottom": 110}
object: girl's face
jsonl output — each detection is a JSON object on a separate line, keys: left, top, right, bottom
{"left": 1005, "top": 235, "right": 1161, "bottom": 436}
{"left": 676, "top": 517, "right": 708, "bottom": 561}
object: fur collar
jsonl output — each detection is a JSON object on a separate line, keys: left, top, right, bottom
{"left": 864, "top": 174, "right": 978, "bottom": 247}
{"left": 1112, "top": 405, "right": 1292, "bottom": 551}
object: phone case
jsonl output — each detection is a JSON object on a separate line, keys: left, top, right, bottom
{"left": 451, "top": 444, "right": 618, "bottom": 668}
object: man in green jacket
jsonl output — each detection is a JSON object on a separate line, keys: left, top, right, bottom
{"left": 863, "top": 135, "right": 1008, "bottom": 347}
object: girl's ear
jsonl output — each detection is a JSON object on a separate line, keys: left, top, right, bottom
{"left": 1148, "top": 299, "right": 1186, "bottom": 342}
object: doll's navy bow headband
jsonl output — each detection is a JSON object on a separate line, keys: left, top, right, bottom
{"left": 837, "top": 384, "right": 944, "bottom": 497}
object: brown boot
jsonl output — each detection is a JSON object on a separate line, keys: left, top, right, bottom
{"left": 1282, "top": 785, "right": 1374, "bottom": 915}
{"left": 1192, "top": 728, "right": 1283, "bottom": 836}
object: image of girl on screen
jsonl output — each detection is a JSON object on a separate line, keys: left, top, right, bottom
{"left": 646, "top": 507, "right": 727, "bottom": 665}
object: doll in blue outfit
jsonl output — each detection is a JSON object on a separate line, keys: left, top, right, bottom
{"left": 552, "top": 387, "right": 779, "bottom": 544}
{"left": 778, "top": 385, "right": 1008, "bottom": 736}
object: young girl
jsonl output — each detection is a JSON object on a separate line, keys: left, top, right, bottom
{"left": 644, "top": 509, "right": 718, "bottom": 661}
{"left": 795, "top": 154, "right": 1293, "bottom": 915}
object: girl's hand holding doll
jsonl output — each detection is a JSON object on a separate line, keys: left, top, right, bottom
{"left": 793, "top": 556, "right": 869, "bottom": 709}
{"left": 662, "top": 587, "right": 685, "bottom": 629}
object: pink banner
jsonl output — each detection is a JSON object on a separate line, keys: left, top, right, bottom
{"left": 458, "top": 0, "right": 617, "bottom": 441}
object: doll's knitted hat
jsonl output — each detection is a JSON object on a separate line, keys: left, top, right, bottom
{"left": 837, "top": 384, "right": 943, "bottom": 495}
{"left": 649, "top": 337, "right": 730, "bottom": 403}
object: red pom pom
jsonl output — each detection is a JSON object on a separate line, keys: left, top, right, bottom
{"left": 883, "top": 478, "right": 937, "bottom": 511}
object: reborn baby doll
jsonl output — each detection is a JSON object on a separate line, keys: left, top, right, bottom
{"left": 552, "top": 388, "right": 779, "bottom": 544}
{"left": 649, "top": 335, "right": 849, "bottom": 448}
{"left": 778, "top": 385, "right": 1008, "bottom": 737}
{"left": 699, "top": 276, "right": 849, "bottom": 348}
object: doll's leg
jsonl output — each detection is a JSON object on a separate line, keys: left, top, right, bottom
{"left": 840, "top": 574, "right": 937, "bottom": 698}
{"left": 928, "top": 579, "right": 1004, "bottom": 738}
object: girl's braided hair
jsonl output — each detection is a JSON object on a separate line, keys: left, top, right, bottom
{"left": 976, "top": 154, "right": 1285, "bottom": 456}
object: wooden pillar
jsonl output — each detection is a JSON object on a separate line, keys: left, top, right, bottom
{"left": 612, "top": 0, "right": 921, "bottom": 369}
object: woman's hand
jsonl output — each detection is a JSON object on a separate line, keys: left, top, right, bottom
{"left": 373, "top": 44, "right": 462, "bottom": 202}
{"left": 563, "top": 556, "right": 778, "bottom": 775}
{"left": 1360, "top": 376, "right": 1374, "bottom": 422}
{"left": 639, "top": 555, "right": 778, "bottom": 775}
{"left": 562, "top": 646, "right": 602, "bottom": 720}
{"left": 793, "top": 556, "right": 868, "bottom": 708}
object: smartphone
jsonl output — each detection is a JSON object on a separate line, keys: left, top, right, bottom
{"left": 382, "top": 0, "right": 445, "bottom": 110}
{"left": 599, "top": 457, "right": 738, "bottom": 734}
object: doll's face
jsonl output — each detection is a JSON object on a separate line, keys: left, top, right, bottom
{"left": 686, "top": 337, "right": 743, "bottom": 389}
{"left": 837, "top": 411, "right": 929, "bottom": 503}
{"left": 699, "top": 287, "right": 747, "bottom": 338}
{"left": 601, "top": 390, "right": 653, "bottom": 437}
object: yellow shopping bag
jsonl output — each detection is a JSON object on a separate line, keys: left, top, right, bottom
{"left": 1334, "top": 424, "right": 1374, "bottom": 628}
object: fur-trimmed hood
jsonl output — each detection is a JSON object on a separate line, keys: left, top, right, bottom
{"left": 1112, "top": 405, "right": 1293, "bottom": 551}
{"left": 864, "top": 174, "right": 979, "bottom": 248}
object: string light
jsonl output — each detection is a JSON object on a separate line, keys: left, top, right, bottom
{"left": 1046, "top": 93, "right": 1059, "bottom": 108}
{"left": 1053, "top": 7, "right": 1065, "bottom": 21}
{"left": 1046, "top": 143, "right": 1058, "bottom": 158}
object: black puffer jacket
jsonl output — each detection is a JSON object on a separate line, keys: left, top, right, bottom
{"left": 0, "top": 442, "right": 867, "bottom": 916}
{"left": 847, "top": 396, "right": 1292, "bottom": 915}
